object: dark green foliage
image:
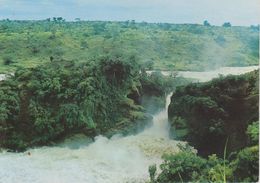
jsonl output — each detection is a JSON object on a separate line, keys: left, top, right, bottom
{"left": 153, "top": 151, "right": 234, "bottom": 182}
{"left": 152, "top": 143, "right": 258, "bottom": 182}
{"left": 149, "top": 164, "right": 157, "bottom": 183}
{"left": 140, "top": 72, "right": 168, "bottom": 96}
{"left": 163, "top": 72, "right": 259, "bottom": 183}
{"left": 3, "top": 56, "right": 15, "bottom": 65}
{"left": 250, "top": 25, "right": 259, "bottom": 32}
{"left": 215, "top": 35, "right": 226, "bottom": 46}
{"left": 152, "top": 150, "right": 257, "bottom": 183}
{"left": 0, "top": 51, "right": 188, "bottom": 150}
{"left": 168, "top": 70, "right": 259, "bottom": 156}
{"left": 140, "top": 71, "right": 190, "bottom": 97}
{"left": 203, "top": 20, "right": 211, "bottom": 26}
{"left": 0, "top": 56, "right": 147, "bottom": 150}
{"left": 223, "top": 22, "right": 232, "bottom": 27}
{"left": 139, "top": 71, "right": 190, "bottom": 114}
{"left": 156, "top": 152, "right": 207, "bottom": 182}
{"left": 233, "top": 145, "right": 259, "bottom": 182}
{"left": 247, "top": 121, "right": 259, "bottom": 145}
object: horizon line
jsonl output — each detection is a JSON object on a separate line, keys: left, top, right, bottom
{"left": 0, "top": 18, "right": 259, "bottom": 27}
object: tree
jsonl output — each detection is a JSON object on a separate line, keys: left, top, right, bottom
{"left": 57, "top": 17, "right": 65, "bottom": 22}
{"left": 142, "top": 60, "right": 154, "bottom": 70}
{"left": 250, "top": 25, "right": 259, "bottom": 31}
{"left": 222, "top": 22, "right": 231, "bottom": 27}
{"left": 203, "top": 20, "right": 211, "bottom": 26}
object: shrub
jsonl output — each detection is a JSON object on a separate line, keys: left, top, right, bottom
{"left": 247, "top": 121, "right": 259, "bottom": 145}
{"left": 233, "top": 146, "right": 259, "bottom": 182}
{"left": 149, "top": 164, "right": 157, "bottom": 183}
{"left": 156, "top": 152, "right": 207, "bottom": 182}
{"left": 3, "top": 56, "right": 15, "bottom": 65}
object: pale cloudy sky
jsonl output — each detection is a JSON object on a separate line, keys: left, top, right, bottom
{"left": 0, "top": 0, "right": 259, "bottom": 25}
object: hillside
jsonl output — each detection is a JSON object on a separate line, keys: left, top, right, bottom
{"left": 0, "top": 20, "right": 259, "bottom": 73}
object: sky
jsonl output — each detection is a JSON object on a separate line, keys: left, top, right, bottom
{"left": 0, "top": 0, "right": 259, "bottom": 25}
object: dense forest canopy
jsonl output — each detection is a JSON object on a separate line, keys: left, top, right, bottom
{"left": 0, "top": 19, "right": 259, "bottom": 73}
{"left": 0, "top": 56, "right": 142, "bottom": 150}
{"left": 0, "top": 54, "right": 187, "bottom": 151}
{"left": 168, "top": 70, "right": 259, "bottom": 156}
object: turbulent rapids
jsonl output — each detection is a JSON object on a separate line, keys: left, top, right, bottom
{"left": 0, "top": 66, "right": 258, "bottom": 183}
{"left": 0, "top": 94, "right": 185, "bottom": 183}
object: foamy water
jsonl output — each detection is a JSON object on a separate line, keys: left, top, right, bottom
{"left": 0, "top": 74, "right": 6, "bottom": 81}
{"left": 0, "top": 94, "right": 185, "bottom": 183}
{"left": 0, "top": 66, "right": 258, "bottom": 183}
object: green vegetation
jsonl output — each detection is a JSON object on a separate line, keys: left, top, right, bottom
{"left": 150, "top": 122, "right": 259, "bottom": 183}
{"left": 0, "top": 55, "right": 145, "bottom": 150}
{"left": 247, "top": 121, "right": 259, "bottom": 144}
{"left": 0, "top": 18, "right": 258, "bottom": 182}
{"left": 140, "top": 71, "right": 190, "bottom": 114}
{"left": 223, "top": 22, "right": 232, "bottom": 27}
{"left": 0, "top": 19, "right": 258, "bottom": 73}
{"left": 154, "top": 71, "right": 259, "bottom": 182}
{"left": 0, "top": 54, "right": 187, "bottom": 151}
{"left": 168, "top": 70, "right": 259, "bottom": 156}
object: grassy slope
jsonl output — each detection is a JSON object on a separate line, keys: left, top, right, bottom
{"left": 0, "top": 20, "right": 259, "bottom": 73}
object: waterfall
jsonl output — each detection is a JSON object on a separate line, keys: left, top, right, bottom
{"left": 1, "top": 66, "right": 256, "bottom": 183}
{"left": 0, "top": 93, "right": 182, "bottom": 183}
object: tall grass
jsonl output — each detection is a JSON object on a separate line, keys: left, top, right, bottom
{"left": 223, "top": 138, "right": 229, "bottom": 183}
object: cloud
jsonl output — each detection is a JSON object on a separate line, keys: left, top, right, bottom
{"left": 0, "top": 0, "right": 259, "bottom": 25}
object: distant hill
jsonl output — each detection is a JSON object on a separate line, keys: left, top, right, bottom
{"left": 0, "top": 20, "right": 259, "bottom": 73}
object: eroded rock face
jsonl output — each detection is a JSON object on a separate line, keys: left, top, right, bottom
{"left": 168, "top": 70, "right": 259, "bottom": 156}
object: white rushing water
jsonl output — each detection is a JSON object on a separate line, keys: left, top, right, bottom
{"left": 147, "top": 65, "right": 259, "bottom": 82}
{"left": 0, "top": 66, "right": 258, "bottom": 183}
{"left": 0, "top": 74, "right": 6, "bottom": 81}
{"left": 0, "top": 94, "right": 185, "bottom": 183}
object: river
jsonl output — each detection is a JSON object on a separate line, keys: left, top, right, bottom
{"left": 0, "top": 66, "right": 259, "bottom": 183}
{"left": 0, "top": 94, "right": 185, "bottom": 183}
{"left": 147, "top": 65, "right": 259, "bottom": 82}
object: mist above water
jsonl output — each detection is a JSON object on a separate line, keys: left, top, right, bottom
{"left": 177, "top": 66, "right": 259, "bottom": 82}
{"left": 0, "top": 93, "right": 184, "bottom": 183}
{"left": 0, "top": 66, "right": 258, "bottom": 183}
